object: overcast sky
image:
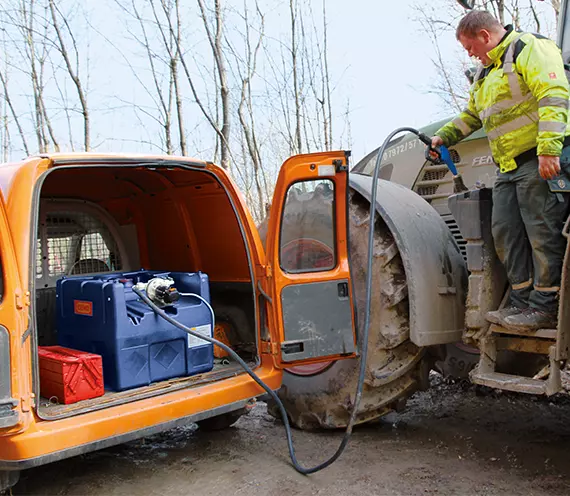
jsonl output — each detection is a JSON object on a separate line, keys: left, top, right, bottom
{"left": 2, "top": 0, "right": 559, "bottom": 166}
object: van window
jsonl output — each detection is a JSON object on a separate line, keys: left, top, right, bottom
{"left": 279, "top": 179, "right": 335, "bottom": 273}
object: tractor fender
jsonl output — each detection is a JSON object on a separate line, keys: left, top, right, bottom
{"left": 349, "top": 174, "right": 467, "bottom": 346}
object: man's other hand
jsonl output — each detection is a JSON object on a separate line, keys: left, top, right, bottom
{"left": 538, "top": 155, "right": 561, "bottom": 180}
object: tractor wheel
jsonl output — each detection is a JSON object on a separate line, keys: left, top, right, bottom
{"left": 435, "top": 343, "right": 479, "bottom": 379}
{"left": 261, "top": 186, "right": 427, "bottom": 430}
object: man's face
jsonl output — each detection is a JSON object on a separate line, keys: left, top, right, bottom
{"left": 459, "top": 30, "right": 494, "bottom": 65}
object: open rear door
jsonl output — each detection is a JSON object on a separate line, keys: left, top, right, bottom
{"left": 264, "top": 151, "right": 357, "bottom": 367}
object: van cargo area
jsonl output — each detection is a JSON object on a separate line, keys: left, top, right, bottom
{"left": 33, "top": 164, "right": 259, "bottom": 419}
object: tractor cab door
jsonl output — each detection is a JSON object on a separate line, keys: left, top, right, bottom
{"left": 264, "top": 151, "right": 358, "bottom": 368}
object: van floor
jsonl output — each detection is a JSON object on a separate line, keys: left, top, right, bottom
{"left": 38, "top": 357, "right": 254, "bottom": 420}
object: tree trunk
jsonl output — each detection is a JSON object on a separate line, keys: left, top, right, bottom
{"left": 48, "top": 0, "right": 90, "bottom": 151}
{"left": 290, "top": 0, "right": 302, "bottom": 154}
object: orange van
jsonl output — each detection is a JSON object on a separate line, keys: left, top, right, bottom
{"left": 0, "top": 151, "right": 357, "bottom": 492}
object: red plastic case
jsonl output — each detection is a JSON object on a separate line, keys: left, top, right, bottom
{"left": 38, "top": 346, "right": 104, "bottom": 404}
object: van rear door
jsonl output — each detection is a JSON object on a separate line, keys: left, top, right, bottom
{"left": 264, "top": 151, "right": 358, "bottom": 368}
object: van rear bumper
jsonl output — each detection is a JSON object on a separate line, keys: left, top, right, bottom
{"left": 0, "top": 399, "right": 252, "bottom": 471}
{"left": 0, "top": 360, "right": 281, "bottom": 471}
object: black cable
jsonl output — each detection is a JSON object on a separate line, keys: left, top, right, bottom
{"left": 132, "top": 126, "right": 423, "bottom": 474}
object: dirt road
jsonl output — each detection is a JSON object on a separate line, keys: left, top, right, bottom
{"left": 12, "top": 375, "right": 570, "bottom": 495}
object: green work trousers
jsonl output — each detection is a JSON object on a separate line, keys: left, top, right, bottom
{"left": 492, "top": 149, "right": 570, "bottom": 313}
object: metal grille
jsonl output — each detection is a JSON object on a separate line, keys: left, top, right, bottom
{"left": 416, "top": 186, "right": 438, "bottom": 197}
{"left": 444, "top": 216, "right": 467, "bottom": 263}
{"left": 449, "top": 149, "right": 461, "bottom": 164}
{"left": 423, "top": 169, "right": 448, "bottom": 181}
{"left": 38, "top": 211, "right": 123, "bottom": 282}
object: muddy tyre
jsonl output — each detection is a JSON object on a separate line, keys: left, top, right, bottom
{"left": 435, "top": 343, "right": 479, "bottom": 379}
{"left": 262, "top": 187, "right": 426, "bottom": 430}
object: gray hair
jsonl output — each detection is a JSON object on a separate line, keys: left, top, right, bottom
{"left": 456, "top": 10, "right": 503, "bottom": 39}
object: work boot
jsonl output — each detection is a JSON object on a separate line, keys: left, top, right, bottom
{"left": 503, "top": 308, "right": 558, "bottom": 331}
{"left": 485, "top": 306, "right": 524, "bottom": 326}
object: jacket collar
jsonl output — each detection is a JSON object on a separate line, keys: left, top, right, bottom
{"left": 485, "top": 25, "right": 517, "bottom": 67}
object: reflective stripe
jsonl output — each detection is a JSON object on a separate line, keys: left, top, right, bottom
{"left": 538, "top": 96, "right": 569, "bottom": 109}
{"left": 503, "top": 33, "right": 525, "bottom": 100}
{"left": 452, "top": 117, "right": 472, "bottom": 136}
{"left": 479, "top": 93, "right": 534, "bottom": 120}
{"left": 538, "top": 121, "right": 567, "bottom": 133}
{"left": 512, "top": 278, "right": 532, "bottom": 290}
{"left": 534, "top": 285, "right": 560, "bottom": 292}
{"left": 487, "top": 112, "right": 538, "bottom": 140}
{"left": 473, "top": 65, "right": 484, "bottom": 82}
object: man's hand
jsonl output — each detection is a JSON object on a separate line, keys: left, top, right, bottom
{"left": 538, "top": 155, "right": 561, "bottom": 180}
{"left": 429, "top": 136, "right": 444, "bottom": 160}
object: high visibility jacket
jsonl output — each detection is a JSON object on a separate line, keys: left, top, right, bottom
{"left": 436, "top": 26, "right": 570, "bottom": 173}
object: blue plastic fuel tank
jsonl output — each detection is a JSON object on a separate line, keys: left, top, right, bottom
{"left": 56, "top": 270, "right": 214, "bottom": 391}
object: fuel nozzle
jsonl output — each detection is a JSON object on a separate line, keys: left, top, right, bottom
{"left": 422, "top": 138, "right": 469, "bottom": 194}
{"left": 134, "top": 276, "right": 180, "bottom": 307}
{"left": 154, "top": 283, "right": 180, "bottom": 305}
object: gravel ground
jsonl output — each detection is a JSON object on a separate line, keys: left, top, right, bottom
{"left": 11, "top": 374, "right": 570, "bottom": 496}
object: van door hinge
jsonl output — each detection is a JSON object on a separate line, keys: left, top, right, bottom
{"left": 265, "top": 264, "right": 272, "bottom": 278}
{"left": 21, "top": 393, "right": 35, "bottom": 412}
{"left": 261, "top": 341, "right": 279, "bottom": 355}
{"left": 260, "top": 341, "right": 272, "bottom": 354}
{"left": 15, "top": 290, "right": 30, "bottom": 310}
{"left": 271, "top": 341, "right": 280, "bottom": 355}
{"left": 333, "top": 159, "right": 348, "bottom": 172}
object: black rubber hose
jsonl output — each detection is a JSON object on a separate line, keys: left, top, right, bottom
{"left": 132, "top": 126, "right": 423, "bottom": 474}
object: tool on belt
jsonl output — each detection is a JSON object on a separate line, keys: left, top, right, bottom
{"left": 548, "top": 174, "right": 570, "bottom": 202}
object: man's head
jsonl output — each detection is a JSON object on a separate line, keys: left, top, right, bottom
{"left": 456, "top": 10, "right": 506, "bottom": 65}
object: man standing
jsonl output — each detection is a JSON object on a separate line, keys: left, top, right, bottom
{"left": 433, "top": 10, "right": 570, "bottom": 330}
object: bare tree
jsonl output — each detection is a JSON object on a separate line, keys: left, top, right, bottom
{"left": 197, "top": 0, "right": 231, "bottom": 169}
{"left": 234, "top": 0, "right": 267, "bottom": 219}
{"left": 0, "top": 63, "right": 30, "bottom": 156}
{"left": 169, "top": 0, "right": 187, "bottom": 155}
{"left": 322, "top": 0, "right": 332, "bottom": 150}
{"left": 15, "top": 0, "right": 53, "bottom": 152}
{"left": 48, "top": 0, "right": 89, "bottom": 150}
{"left": 130, "top": 0, "right": 174, "bottom": 154}
{"left": 151, "top": 0, "right": 187, "bottom": 155}
{"left": 160, "top": 0, "right": 234, "bottom": 167}
{"left": 289, "top": 0, "right": 302, "bottom": 154}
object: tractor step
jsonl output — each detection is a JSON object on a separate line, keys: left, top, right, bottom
{"left": 471, "top": 335, "right": 562, "bottom": 396}
{"left": 470, "top": 371, "right": 551, "bottom": 395}
{"left": 489, "top": 323, "right": 556, "bottom": 340}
